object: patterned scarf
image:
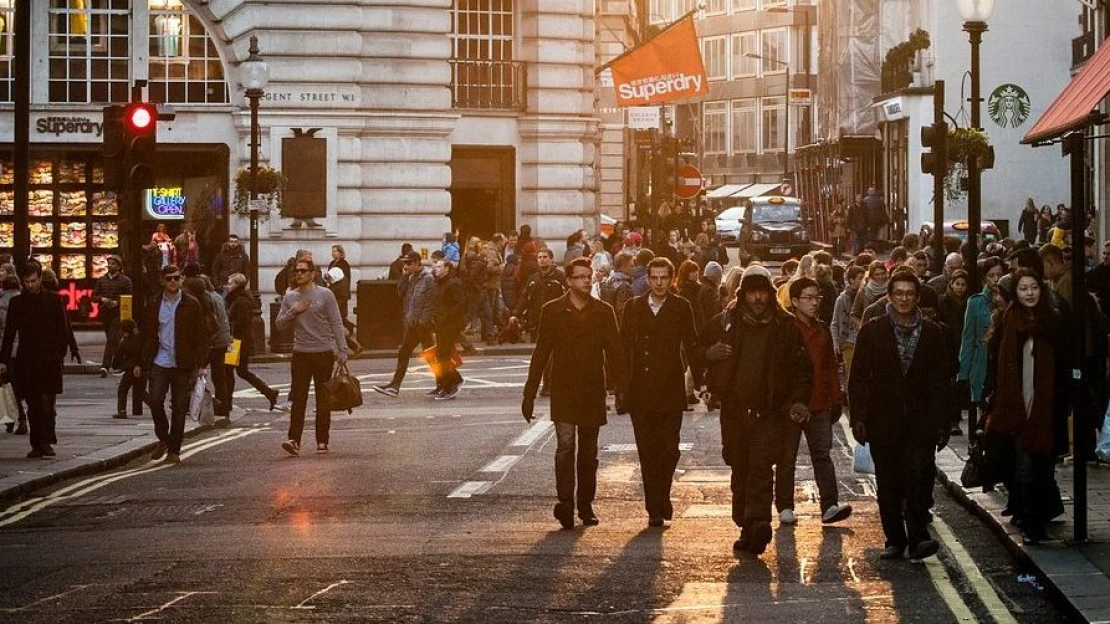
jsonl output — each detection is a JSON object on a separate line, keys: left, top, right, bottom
{"left": 739, "top": 300, "right": 774, "bottom": 326}
{"left": 886, "top": 303, "right": 922, "bottom": 374}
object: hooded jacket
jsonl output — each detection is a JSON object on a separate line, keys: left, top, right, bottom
{"left": 211, "top": 243, "right": 251, "bottom": 286}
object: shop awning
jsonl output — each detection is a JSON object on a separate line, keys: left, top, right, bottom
{"left": 733, "top": 182, "right": 781, "bottom": 198}
{"left": 705, "top": 184, "right": 748, "bottom": 199}
{"left": 1023, "top": 41, "right": 1110, "bottom": 145}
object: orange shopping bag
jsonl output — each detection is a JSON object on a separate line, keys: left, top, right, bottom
{"left": 421, "top": 346, "right": 463, "bottom": 379}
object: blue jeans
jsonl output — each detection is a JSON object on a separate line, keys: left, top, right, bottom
{"left": 554, "top": 422, "right": 600, "bottom": 515}
{"left": 148, "top": 365, "right": 195, "bottom": 454}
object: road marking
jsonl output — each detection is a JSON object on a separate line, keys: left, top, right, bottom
{"left": 292, "top": 580, "right": 351, "bottom": 610}
{"left": 126, "top": 591, "right": 214, "bottom": 621}
{"left": 603, "top": 442, "right": 693, "bottom": 453}
{"left": 479, "top": 455, "right": 521, "bottom": 473}
{"left": 0, "top": 428, "right": 265, "bottom": 528}
{"left": 2, "top": 584, "right": 94, "bottom": 613}
{"left": 511, "top": 420, "right": 553, "bottom": 446}
{"left": 447, "top": 481, "right": 491, "bottom": 498}
{"left": 932, "top": 516, "right": 1020, "bottom": 623}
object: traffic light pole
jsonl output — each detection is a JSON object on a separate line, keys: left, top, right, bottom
{"left": 931, "top": 81, "right": 946, "bottom": 278}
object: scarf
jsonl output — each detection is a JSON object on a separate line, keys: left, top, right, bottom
{"left": 945, "top": 284, "right": 968, "bottom": 307}
{"left": 739, "top": 301, "right": 774, "bottom": 326}
{"left": 864, "top": 278, "right": 887, "bottom": 301}
{"left": 885, "top": 303, "right": 922, "bottom": 374}
{"left": 985, "top": 307, "right": 1056, "bottom": 454}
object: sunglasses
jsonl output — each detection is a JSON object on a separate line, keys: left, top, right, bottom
{"left": 164, "top": 275, "right": 182, "bottom": 282}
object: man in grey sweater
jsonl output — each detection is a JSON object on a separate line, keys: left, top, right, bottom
{"left": 275, "top": 257, "right": 349, "bottom": 456}
{"left": 373, "top": 250, "right": 435, "bottom": 396}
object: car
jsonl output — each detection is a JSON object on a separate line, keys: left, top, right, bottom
{"left": 714, "top": 206, "right": 746, "bottom": 244}
{"left": 919, "top": 220, "right": 1001, "bottom": 246}
{"left": 741, "top": 195, "right": 813, "bottom": 261}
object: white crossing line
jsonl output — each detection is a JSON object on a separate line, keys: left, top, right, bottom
{"left": 1, "top": 585, "right": 94, "bottom": 613}
{"left": 603, "top": 442, "right": 693, "bottom": 453}
{"left": 479, "top": 455, "right": 522, "bottom": 473}
{"left": 511, "top": 420, "right": 553, "bottom": 446}
{"left": 447, "top": 481, "right": 491, "bottom": 499}
{"left": 292, "top": 580, "right": 352, "bottom": 610}
{"left": 126, "top": 591, "right": 215, "bottom": 621}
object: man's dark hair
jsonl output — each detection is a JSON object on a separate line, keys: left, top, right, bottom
{"left": 845, "top": 265, "right": 865, "bottom": 283}
{"left": 886, "top": 267, "right": 921, "bottom": 296}
{"left": 227, "top": 233, "right": 239, "bottom": 241}
{"left": 1008, "top": 247, "right": 1043, "bottom": 278}
{"left": 400, "top": 242, "right": 413, "bottom": 255}
{"left": 634, "top": 248, "right": 655, "bottom": 267}
{"left": 614, "top": 253, "right": 634, "bottom": 273}
{"left": 19, "top": 261, "right": 42, "bottom": 279}
{"left": 789, "top": 276, "right": 820, "bottom": 300}
{"left": 1038, "top": 243, "right": 1064, "bottom": 264}
{"left": 911, "top": 249, "right": 928, "bottom": 262}
{"left": 812, "top": 250, "right": 833, "bottom": 266}
{"left": 160, "top": 264, "right": 181, "bottom": 277}
{"left": 901, "top": 232, "right": 921, "bottom": 251}
{"left": 889, "top": 246, "right": 908, "bottom": 264}
{"left": 295, "top": 258, "right": 317, "bottom": 273}
{"left": 647, "top": 256, "right": 675, "bottom": 277}
{"left": 567, "top": 256, "right": 592, "bottom": 277}
{"left": 536, "top": 247, "right": 554, "bottom": 260}
{"left": 977, "top": 256, "right": 1003, "bottom": 279}
{"left": 430, "top": 250, "right": 445, "bottom": 261}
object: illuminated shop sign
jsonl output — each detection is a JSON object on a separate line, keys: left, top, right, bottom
{"left": 145, "top": 187, "right": 186, "bottom": 220}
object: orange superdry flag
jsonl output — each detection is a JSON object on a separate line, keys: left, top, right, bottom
{"left": 608, "top": 15, "right": 708, "bottom": 107}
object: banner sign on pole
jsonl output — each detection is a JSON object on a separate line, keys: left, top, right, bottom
{"left": 788, "top": 88, "right": 813, "bottom": 107}
{"left": 627, "top": 107, "right": 661, "bottom": 129}
{"left": 607, "top": 15, "right": 708, "bottom": 107}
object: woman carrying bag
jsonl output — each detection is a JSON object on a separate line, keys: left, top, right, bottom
{"left": 223, "top": 273, "right": 279, "bottom": 411}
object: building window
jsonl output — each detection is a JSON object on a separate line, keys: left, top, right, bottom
{"left": 148, "top": 1, "right": 228, "bottom": 104}
{"left": 702, "top": 36, "right": 727, "bottom": 81}
{"left": 761, "top": 28, "right": 787, "bottom": 74}
{"left": 703, "top": 102, "right": 727, "bottom": 155}
{"left": 731, "top": 99, "right": 758, "bottom": 153}
{"left": 675, "top": 0, "right": 697, "bottom": 17}
{"left": 0, "top": 1, "right": 13, "bottom": 102}
{"left": 704, "top": 0, "right": 726, "bottom": 15}
{"left": 762, "top": 96, "right": 784, "bottom": 153}
{"left": 48, "top": 0, "right": 131, "bottom": 103}
{"left": 732, "top": 0, "right": 756, "bottom": 11}
{"left": 762, "top": 0, "right": 787, "bottom": 7}
{"left": 731, "top": 33, "right": 757, "bottom": 78}
{"left": 649, "top": 0, "right": 672, "bottom": 24}
{"left": 451, "top": 0, "right": 523, "bottom": 110}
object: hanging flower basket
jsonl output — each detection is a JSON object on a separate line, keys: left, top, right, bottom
{"left": 232, "top": 166, "right": 285, "bottom": 219}
{"left": 943, "top": 128, "right": 992, "bottom": 201}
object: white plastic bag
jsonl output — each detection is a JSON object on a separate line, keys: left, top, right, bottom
{"left": 853, "top": 442, "right": 875, "bottom": 475}
{"left": 0, "top": 382, "right": 15, "bottom": 425}
{"left": 189, "top": 371, "right": 215, "bottom": 426}
{"left": 1097, "top": 404, "right": 1110, "bottom": 462}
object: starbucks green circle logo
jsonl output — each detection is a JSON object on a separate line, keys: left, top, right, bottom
{"left": 988, "top": 83, "right": 1031, "bottom": 129}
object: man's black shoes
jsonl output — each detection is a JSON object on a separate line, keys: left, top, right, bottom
{"left": 553, "top": 503, "right": 574, "bottom": 529}
{"left": 908, "top": 540, "right": 940, "bottom": 561}
{"left": 880, "top": 546, "right": 905, "bottom": 560}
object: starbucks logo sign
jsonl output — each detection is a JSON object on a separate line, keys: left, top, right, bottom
{"left": 988, "top": 83, "right": 1031, "bottom": 129}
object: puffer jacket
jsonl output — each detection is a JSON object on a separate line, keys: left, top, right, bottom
{"left": 399, "top": 267, "right": 436, "bottom": 327}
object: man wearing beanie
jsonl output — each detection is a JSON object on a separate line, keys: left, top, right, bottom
{"left": 705, "top": 263, "right": 812, "bottom": 555}
{"left": 698, "top": 261, "right": 724, "bottom": 336}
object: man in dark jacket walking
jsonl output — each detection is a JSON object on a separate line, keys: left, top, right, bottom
{"left": 91, "top": 254, "right": 131, "bottom": 376}
{"left": 138, "top": 265, "right": 209, "bottom": 464}
{"left": 210, "top": 234, "right": 251, "bottom": 290}
{"left": 523, "top": 257, "right": 627, "bottom": 529}
{"left": 374, "top": 251, "right": 436, "bottom": 396}
{"left": 0, "top": 262, "right": 69, "bottom": 458}
{"left": 510, "top": 248, "right": 566, "bottom": 340}
{"left": 704, "top": 263, "right": 812, "bottom": 555}
{"left": 849, "top": 271, "right": 951, "bottom": 561}
{"left": 621, "top": 257, "right": 700, "bottom": 527}
{"left": 431, "top": 258, "right": 468, "bottom": 400}
{"left": 862, "top": 187, "right": 888, "bottom": 246}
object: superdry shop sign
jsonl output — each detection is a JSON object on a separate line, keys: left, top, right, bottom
{"left": 606, "top": 15, "right": 708, "bottom": 107}
{"left": 35, "top": 116, "right": 103, "bottom": 137}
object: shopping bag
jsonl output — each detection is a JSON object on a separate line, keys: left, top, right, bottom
{"left": 420, "top": 346, "right": 463, "bottom": 379}
{"left": 0, "top": 382, "right": 16, "bottom": 425}
{"left": 852, "top": 442, "right": 875, "bottom": 475}
{"left": 322, "top": 362, "right": 362, "bottom": 413}
{"left": 1097, "top": 403, "right": 1110, "bottom": 462}
{"left": 224, "top": 339, "right": 242, "bottom": 367}
{"left": 189, "top": 371, "right": 216, "bottom": 425}
{"left": 960, "top": 441, "right": 986, "bottom": 489}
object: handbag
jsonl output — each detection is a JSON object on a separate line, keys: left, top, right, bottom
{"left": 960, "top": 440, "right": 986, "bottom": 489}
{"left": 323, "top": 362, "right": 362, "bottom": 413}
{"left": 224, "top": 339, "right": 242, "bottom": 367}
{"left": 852, "top": 442, "right": 875, "bottom": 475}
{"left": 0, "top": 382, "right": 16, "bottom": 426}
{"left": 189, "top": 371, "right": 216, "bottom": 425}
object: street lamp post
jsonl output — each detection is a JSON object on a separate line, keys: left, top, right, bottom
{"left": 745, "top": 52, "right": 790, "bottom": 182}
{"left": 240, "top": 35, "right": 269, "bottom": 354}
{"left": 956, "top": 0, "right": 993, "bottom": 296}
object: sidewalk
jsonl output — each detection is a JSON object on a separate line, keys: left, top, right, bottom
{"left": 937, "top": 434, "right": 1110, "bottom": 623}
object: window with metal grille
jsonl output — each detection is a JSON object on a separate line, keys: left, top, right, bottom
{"left": 451, "top": 0, "right": 522, "bottom": 110}
{"left": 731, "top": 98, "right": 758, "bottom": 153}
{"left": 703, "top": 102, "right": 727, "bottom": 155}
{"left": 48, "top": 0, "right": 131, "bottom": 104}
{"left": 147, "top": 0, "right": 228, "bottom": 104}
{"left": 0, "top": 1, "right": 13, "bottom": 102}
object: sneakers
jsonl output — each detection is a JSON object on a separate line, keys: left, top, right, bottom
{"left": 779, "top": 509, "right": 797, "bottom": 525}
{"left": 434, "top": 386, "right": 459, "bottom": 401}
{"left": 98, "top": 367, "right": 108, "bottom": 378}
{"left": 821, "top": 504, "right": 853, "bottom": 524}
{"left": 214, "top": 417, "right": 231, "bottom": 429}
{"left": 281, "top": 439, "right": 301, "bottom": 456}
{"left": 907, "top": 539, "right": 940, "bottom": 561}
{"left": 265, "top": 389, "right": 280, "bottom": 412}
{"left": 880, "top": 545, "right": 905, "bottom": 560}
{"left": 42, "top": 445, "right": 56, "bottom": 457}
{"left": 26, "top": 447, "right": 45, "bottom": 459}
{"left": 425, "top": 387, "right": 442, "bottom": 397}
{"left": 150, "top": 441, "right": 167, "bottom": 461}
{"left": 316, "top": 443, "right": 329, "bottom": 454}
{"left": 164, "top": 452, "right": 181, "bottom": 464}
{"left": 274, "top": 401, "right": 293, "bottom": 412}
{"left": 112, "top": 411, "right": 128, "bottom": 419}
{"left": 372, "top": 384, "right": 399, "bottom": 398}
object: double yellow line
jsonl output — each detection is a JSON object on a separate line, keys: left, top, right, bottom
{"left": 0, "top": 426, "right": 266, "bottom": 528}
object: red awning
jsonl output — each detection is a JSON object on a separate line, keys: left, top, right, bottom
{"left": 1023, "top": 40, "right": 1110, "bottom": 145}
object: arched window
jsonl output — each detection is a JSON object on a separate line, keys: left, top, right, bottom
{"left": 147, "top": 0, "right": 228, "bottom": 104}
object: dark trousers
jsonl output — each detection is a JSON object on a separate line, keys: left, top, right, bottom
{"left": 148, "top": 365, "right": 194, "bottom": 454}
{"left": 26, "top": 392, "right": 57, "bottom": 449}
{"left": 102, "top": 315, "right": 121, "bottom": 369}
{"left": 389, "top": 322, "right": 434, "bottom": 388}
{"left": 434, "top": 325, "right": 463, "bottom": 390}
{"left": 117, "top": 373, "right": 145, "bottom": 415}
{"left": 289, "top": 351, "right": 335, "bottom": 445}
{"left": 630, "top": 409, "right": 683, "bottom": 519}
{"left": 1015, "top": 447, "right": 1062, "bottom": 534}
{"left": 720, "top": 405, "right": 781, "bottom": 534}
{"left": 871, "top": 440, "right": 935, "bottom": 550}
{"left": 554, "top": 422, "right": 600, "bottom": 515}
{"left": 776, "top": 409, "right": 838, "bottom": 513}
{"left": 208, "top": 348, "right": 230, "bottom": 417}
{"left": 226, "top": 352, "right": 275, "bottom": 401}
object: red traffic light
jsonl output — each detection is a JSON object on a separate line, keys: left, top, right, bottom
{"left": 126, "top": 104, "right": 155, "bottom": 132}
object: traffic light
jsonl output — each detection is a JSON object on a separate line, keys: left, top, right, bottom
{"left": 101, "top": 105, "right": 126, "bottom": 190}
{"left": 124, "top": 102, "right": 157, "bottom": 189}
{"left": 920, "top": 121, "right": 948, "bottom": 176}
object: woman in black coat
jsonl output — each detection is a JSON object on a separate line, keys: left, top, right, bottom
{"left": 223, "top": 273, "right": 278, "bottom": 410}
{"left": 327, "top": 244, "right": 352, "bottom": 321}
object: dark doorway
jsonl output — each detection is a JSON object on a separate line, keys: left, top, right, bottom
{"left": 449, "top": 146, "right": 514, "bottom": 242}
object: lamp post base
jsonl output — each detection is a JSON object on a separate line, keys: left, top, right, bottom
{"left": 249, "top": 289, "right": 267, "bottom": 356}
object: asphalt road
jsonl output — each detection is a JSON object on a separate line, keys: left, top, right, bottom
{"left": 0, "top": 356, "right": 1070, "bottom": 623}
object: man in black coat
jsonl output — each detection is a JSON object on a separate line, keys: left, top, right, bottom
{"left": 705, "top": 263, "right": 813, "bottom": 555}
{"left": 0, "top": 262, "right": 69, "bottom": 458}
{"left": 620, "top": 257, "right": 700, "bottom": 527}
{"left": 849, "top": 271, "right": 951, "bottom": 561}
{"left": 523, "top": 257, "right": 627, "bottom": 529}
{"left": 431, "top": 258, "right": 468, "bottom": 400}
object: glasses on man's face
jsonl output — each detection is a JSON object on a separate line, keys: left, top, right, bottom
{"left": 798, "top": 295, "right": 823, "bottom": 302}
{"left": 294, "top": 268, "right": 311, "bottom": 274}
{"left": 890, "top": 290, "right": 917, "bottom": 300}
{"left": 164, "top": 275, "right": 182, "bottom": 282}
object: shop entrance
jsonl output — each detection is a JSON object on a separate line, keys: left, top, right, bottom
{"left": 448, "top": 147, "right": 515, "bottom": 242}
